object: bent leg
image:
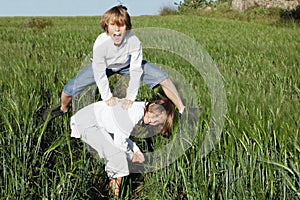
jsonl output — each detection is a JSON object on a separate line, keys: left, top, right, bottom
{"left": 109, "top": 177, "right": 122, "bottom": 197}
{"left": 82, "top": 128, "right": 128, "bottom": 197}
{"left": 75, "top": 107, "right": 130, "bottom": 179}
{"left": 60, "top": 92, "right": 72, "bottom": 112}
{"left": 141, "top": 61, "right": 185, "bottom": 113}
{"left": 62, "top": 64, "right": 95, "bottom": 109}
{"left": 160, "top": 78, "right": 185, "bottom": 114}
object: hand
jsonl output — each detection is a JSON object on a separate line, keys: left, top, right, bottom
{"left": 120, "top": 98, "right": 133, "bottom": 110}
{"left": 132, "top": 151, "right": 145, "bottom": 163}
{"left": 105, "top": 96, "right": 118, "bottom": 106}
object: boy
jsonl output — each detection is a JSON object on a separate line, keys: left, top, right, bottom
{"left": 43, "top": 5, "right": 185, "bottom": 121}
{"left": 70, "top": 96, "right": 175, "bottom": 197}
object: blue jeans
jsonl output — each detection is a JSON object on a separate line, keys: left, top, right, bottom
{"left": 63, "top": 60, "right": 168, "bottom": 96}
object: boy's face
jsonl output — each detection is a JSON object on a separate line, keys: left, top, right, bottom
{"left": 107, "top": 20, "right": 127, "bottom": 47}
{"left": 143, "top": 103, "right": 167, "bottom": 126}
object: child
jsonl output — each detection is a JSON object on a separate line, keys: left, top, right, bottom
{"left": 43, "top": 5, "right": 185, "bottom": 121}
{"left": 70, "top": 96, "right": 175, "bottom": 197}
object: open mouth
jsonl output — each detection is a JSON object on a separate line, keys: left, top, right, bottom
{"left": 113, "top": 33, "right": 122, "bottom": 42}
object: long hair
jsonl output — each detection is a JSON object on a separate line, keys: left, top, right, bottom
{"left": 144, "top": 95, "right": 175, "bottom": 137}
{"left": 100, "top": 5, "right": 132, "bottom": 32}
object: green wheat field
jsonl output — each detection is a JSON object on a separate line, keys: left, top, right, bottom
{"left": 0, "top": 15, "right": 299, "bottom": 199}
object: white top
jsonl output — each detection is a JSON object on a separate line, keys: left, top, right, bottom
{"left": 92, "top": 31, "right": 143, "bottom": 101}
{"left": 70, "top": 101, "right": 145, "bottom": 158}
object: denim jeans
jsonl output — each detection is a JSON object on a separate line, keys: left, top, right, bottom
{"left": 63, "top": 60, "right": 168, "bottom": 96}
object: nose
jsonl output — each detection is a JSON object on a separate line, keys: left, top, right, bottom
{"left": 115, "top": 25, "right": 120, "bottom": 31}
{"left": 149, "top": 116, "right": 160, "bottom": 125}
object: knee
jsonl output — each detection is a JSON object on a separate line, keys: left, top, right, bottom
{"left": 62, "top": 91, "right": 72, "bottom": 98}
{"left": 160, "top": 77, "right": 171, "bottom": 86}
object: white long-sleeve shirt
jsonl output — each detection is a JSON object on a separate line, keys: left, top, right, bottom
{"left": 92, "top": 31, "right": 143, "bottom": 101}
{"left": 70, "top": 101, "right": 145, "bottom": 159}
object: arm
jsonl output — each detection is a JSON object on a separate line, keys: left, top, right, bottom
{"left": 125, "top": 42, "right": 143, "bottom": 102}
{"left": 126, "top": 138, "right": 145, "bottom": 163}
{"left": 132, "top": 150, "right": 145, "bottom": 163}
{"left": 92, "top": 45, "right": 113, "bottom": 102}
{"left": 113, "top": 132, "right": 140, "bottom": 160}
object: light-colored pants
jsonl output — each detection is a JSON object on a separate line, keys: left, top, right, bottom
{"left": 70, "top": 104, "right": 129, "bottom": 178}
{"left": 81, "top": 125, "right": 129, "bottom": 178}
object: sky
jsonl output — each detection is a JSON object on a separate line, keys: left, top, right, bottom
{"left": 0, "top": 0, "right": 180, "bottom": 17}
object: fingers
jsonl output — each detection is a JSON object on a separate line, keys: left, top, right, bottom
{"left": 105, "top": 97, "right": 118, "bottom": 106}
{"left": 137, "top": 152, "right": 145, "bottom": 163}
{"left": 105, "top": 97, "right": 133, "bottom": 110}
{"left": 120, "top": 98, "right": 133, "bottom": 110}
{"left": 132, "top": 151, "right": 145, "bottom": 163}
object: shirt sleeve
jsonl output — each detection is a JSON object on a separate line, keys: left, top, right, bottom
{"left": 92, "top": 45, "right": 113, "bottom": 101}
{"left": 126, "top": 43, "right": 143, "bottom": 101}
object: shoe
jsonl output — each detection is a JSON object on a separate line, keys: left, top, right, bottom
{"left": 180, "top": 107, "right": 202, "bottom": 124}
{"left": 179, "top": 107, "right": 203, "bottom": 140}
{"left": 43, "top": 105, "right": 69, "bottom": 121}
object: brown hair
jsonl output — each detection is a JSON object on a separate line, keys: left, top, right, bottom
{"left": 144, "top": 96, "right": 175, "bottom": 137}
{"left": 100, "top": 5, "right": 132, "bottom": 33}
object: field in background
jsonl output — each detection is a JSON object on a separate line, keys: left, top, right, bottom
{"left": 0, "top": 15, "right": 299, "bottom": 199}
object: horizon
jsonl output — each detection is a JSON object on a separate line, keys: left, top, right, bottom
{"left": 0, "top": 0, "right": 179, "bottom": 17}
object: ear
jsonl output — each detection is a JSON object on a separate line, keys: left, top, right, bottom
{"left": 148, "top": 102, "right": 156, "bottom": 107}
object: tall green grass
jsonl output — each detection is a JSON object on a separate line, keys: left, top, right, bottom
{"left": 0, "top": 16, "right": 299, "bottom": 199}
